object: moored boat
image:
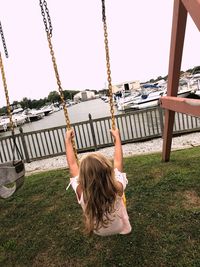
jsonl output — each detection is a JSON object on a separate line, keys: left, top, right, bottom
{"left": 24, "top": 109, "right": 45, "bottom": 122}
{"left": 119, "top": 87, "right": 191, "bottom": 111}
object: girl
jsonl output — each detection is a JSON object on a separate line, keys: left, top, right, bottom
{"left": 66, "top": 128, "right": 132, "bottom": 236}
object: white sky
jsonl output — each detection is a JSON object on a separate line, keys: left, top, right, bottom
{"left": 0, "top": 0, "right": 199, "bottom": 107}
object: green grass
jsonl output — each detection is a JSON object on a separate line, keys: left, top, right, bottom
{"left": 0, "top": 147, "right": 200, "bottom": 267}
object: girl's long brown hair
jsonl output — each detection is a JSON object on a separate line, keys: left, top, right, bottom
{"left": 79, "top": 153, "right": 119, "bottom": 234}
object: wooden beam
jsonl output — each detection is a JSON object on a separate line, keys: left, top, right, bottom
{"left": 162, "top": 110, "right": 175, "bottom": 162}
{"left": 167, "top": 0, "right": 187, "bottom": 96}
{"left": 182, "top": 0, "right": 200, "bottom": 31}
{"left": 162, "top": 0, "right": 187, "bottom": 162}
{"left": 160, "top": 96, "right": 200, "bottom": 117}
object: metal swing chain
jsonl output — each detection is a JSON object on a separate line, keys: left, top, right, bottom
{"left": 102, "top": 2, "right": 127, "bottom": 207}
{"left": 0, "top": 23, "right": 11, "bottom": 124}
{"left": 0, "top": 24, "right": 23, "bottom": 162}
{"left": 39, "top": 0, "right": 53, "bottom": 37}
{"left": 101, "top": 0, "right": 116, "bottom": 130}
{"left": 0, "top": 53, "right": 14, "bottom": 132}
{"left": 0, "top": 53, "right": 22, "bottom": 162}
{"left": 39, "top": 0, "right": 78, "bottom": 162}
{"left": 0, "top": 21, "right": 9, "bottom": 58}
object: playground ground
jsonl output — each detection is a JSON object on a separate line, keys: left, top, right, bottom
{"left": 1, "top": 145, "right": 200, "bottom": 266}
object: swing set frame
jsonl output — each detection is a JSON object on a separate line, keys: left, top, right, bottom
{"left": 1, "top": 0, "right": 200, "bottom": 198}
{"left": 160, "top": 0, "right": 200, "bottom": 162}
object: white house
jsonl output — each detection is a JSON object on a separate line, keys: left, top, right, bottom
{"left": 73, "top": 90, "right": 95, "bottom": 102}
{"left": 112, "top": 80, "right": 141, "bottom": 93}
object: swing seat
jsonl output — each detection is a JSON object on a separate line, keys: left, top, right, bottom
{"left": 0, "top": 160, "right": 25, "bottom": 199}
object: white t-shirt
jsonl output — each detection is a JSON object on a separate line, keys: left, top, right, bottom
{"left": 67, "top": 168, "right": 132, "bottom": 236}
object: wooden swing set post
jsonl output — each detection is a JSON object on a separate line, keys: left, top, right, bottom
{"left": 160, "top": 0, "right": 200, "bottom": 162}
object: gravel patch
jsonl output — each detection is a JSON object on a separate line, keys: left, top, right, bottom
{"left": 25, "top": 132, "right": 200, "bottom": 175}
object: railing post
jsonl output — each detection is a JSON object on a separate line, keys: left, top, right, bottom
{"left": 158, "top": 106, "right": 164, "bottom": 137}
{"left": 88, "top": 113, "right": 97, "bottom": 150}
{"left": 19, "top": 127, "right": 31, "bottom": 163}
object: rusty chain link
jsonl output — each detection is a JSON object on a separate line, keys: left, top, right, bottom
{"left": 101, "top": 1, "right": 126, "bottom": 205}
{"left": 46, "top": 33, "right": 71, "bottom": 129}
{"left": 0, "top": 52, "right": 14, "bottom": 132}
{"left": 39, "top": 1, "right": 78, "bottom": 162}
{"left": 39, "top": 0, "right": 53, "bottom": 37}
{"left": 101, "top": 0, "right": 116, "bottom": 130}
{"left": 0, "top": 21, "right": 9, "bottom": 58}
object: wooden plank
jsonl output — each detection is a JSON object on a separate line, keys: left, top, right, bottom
{"left": 150, "top": 110, "right": 155, "bottom": 135}
{"left": 52, "top": 130, "right": 59, "bottom": 153}
{"left": 120, "top": 117, "right": 125, "bottom": 140}
{"left": 103, "top": 120, "right": 108, "bottom": 142}
{"left": 177, "top": 112, "right": 181, "bottom": 130}
{"left": 160, "top": 96, "right": 200, "bottom": 117}
{"left": 39, "top": 132, "right": 46, "bottom": 155}
{"left": 137, "top": 113, "right": 142, "bottom": 137}
{"left": 31, "top": 134, "right": 37, "bottom": 157}
{"left": 82, "top": 124, "right": 87, "bottom": 148}
{"left": 44, "top": 131, "right": 51, "bottom": 155}
{"left": 167, "top": 0, "right": 187, "bottom": 96}
{"left": 47, "top": 130, "right": 55, "bottom": 155}
{"left": 95, "top": 121, "right": 101, "bottom": 145}
{"left": 162, "top": 110, "right": 175, "bottom": 162}
{"left": 182, "top": 0, "right": 200, "bottom": 30}
{"left": 128, "top": 115, "right": 134, "bottom": 139}
{"left": 73, "top": 125, "right": 80, "bottom": 150}
{"left": 35, "top": 133, "right": 42, "bottom": 157}
{"left": 162, "top": 0, "right": 188, "bottom": 162}
{"left": 154, "top": 109, "right": 160, "bottom": 134}
{"left": 4, "top": 138, "right": 11, "bottom": 160}
{"left": 141, "top": 112, "right": 146, "bottom": 136}
{"left": 0, "top": 143, "right": 3, "bottom": 162}
{"left": 26, "top": 135, "right": 34, "bottom": 158}
{"left": 77, "top": 125, "right": 83, "bottom": 148}
{"left": 146, "top": 111, "right": 151, "bottom": 136}
{"left": 100, "top": 121, "right": 105, "bottom": 144}
{"left": 1, "top": 140, "right": 7, "bottom": 161}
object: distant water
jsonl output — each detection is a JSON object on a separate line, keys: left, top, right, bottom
{"left": 1, "top": 99, "right": 120, "bottom": 136}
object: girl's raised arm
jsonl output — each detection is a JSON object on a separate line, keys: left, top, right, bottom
{"left": 110, "top": 128, "right": 123, "bottom": 172}
{"left": 65, "top": 129, "right": 79, "bottom": 177}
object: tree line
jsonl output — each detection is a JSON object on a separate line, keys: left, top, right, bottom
{"left": 147, "top": 65, "right": 200, "bottom": 83}
{"left": 0, "top": 90, "right": 79, "bottom": 115}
